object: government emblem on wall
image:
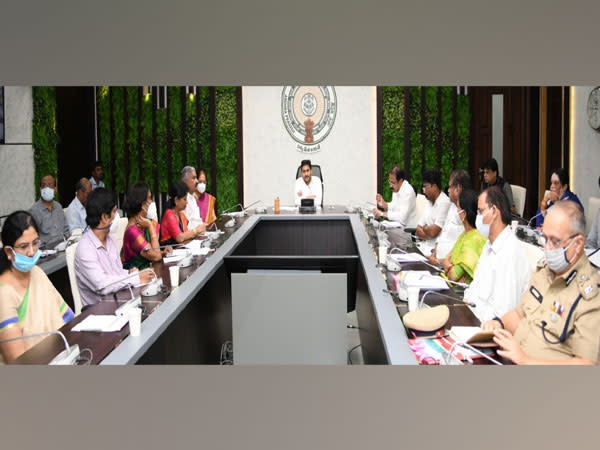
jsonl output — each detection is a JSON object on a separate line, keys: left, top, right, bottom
{"left": 281, "top": 86, "right": 337, "bottom": 153}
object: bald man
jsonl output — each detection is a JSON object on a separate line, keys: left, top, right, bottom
{"left": 29, "top": 174, "right": 70, "bottom": 247}
{"left": 482, "top": 201, "right": 600, "bottom": 364}
{"left": 66, "top": 178, "right": 92, "bottom": 233}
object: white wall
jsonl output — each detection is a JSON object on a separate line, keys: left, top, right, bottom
{"left": 242, "top": 86, "right": 377, "bottom": 207}
{"left": 0, "top": 86, "right": 35, "bottom": 218}
{"left": 570, "top": 86, "right": 600, "bottom": 233}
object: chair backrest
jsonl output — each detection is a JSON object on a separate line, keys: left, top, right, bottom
{"left": 586, "top": 196, "right": 600, "bottom": 235}
{"left": 110, "top": 217, "right": 129, "bottom": 252}
{"left": 510, "top": 184, "right": 527, "bottom": 217}
{"left": 65, "top": 242, "right": 82, "bottom": 315}
{"left": 415, "top": 194, "right": 428, "bottom": 223}
{"left": 520, "top": 239, "right": 544, "bottom": 272}
{"left": 295, "top": 164, "right": 323, "bottom": 206}
{"left": 295, "top": 164, "right": 323, "bottom": 182}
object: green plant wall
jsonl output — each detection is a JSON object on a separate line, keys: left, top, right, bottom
{"left": 97, "top": 86, "right": 238, "bottom": 214}
{"left": 32, "top": 87, "right": 59, "bottom": 200}
{"left": 381, "top": 87, "right": 470, "bottom": 201}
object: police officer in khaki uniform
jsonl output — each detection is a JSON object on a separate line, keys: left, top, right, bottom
{"left": 482, "top": 200, "right": 600, "bottom": 364}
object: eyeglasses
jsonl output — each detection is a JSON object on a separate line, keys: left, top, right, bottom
{"left": 13, "top": 239, "right": 41, "bottom": 252}
{"left": 540, "top": 234, "right": 578, "bottom": 249}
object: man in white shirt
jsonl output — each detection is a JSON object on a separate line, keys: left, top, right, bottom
{"left": 429, "top": 169, "right": 472, "bottom": 261}
{"left": 416, "top": 169, "right": 451, "bottom": 247}
{"left": 65, "top": 178, "right": 92, "bottom": 233}
{"left": 294, "top": 159, "right": 322, "bottom": 206}
{"left": 89, "top": 161, "right": 106, "bottom": 190}
{"left": 181, "top": 165, "right": 204, "bottom": 229}
{"left": 374, "top": 165, "right": 417, "bottom": 228}
{"left": 464, "top": 186, "right": 531, "bottom": 322}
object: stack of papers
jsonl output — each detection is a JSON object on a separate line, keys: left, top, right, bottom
{"left": 184, "top": 240, "right": 211, "bottom": 256}
{"left": 380, "top": 220, "right": 403, "bottom": 229}
{"left": 390, "top": 253, "right": 428, "bottom": 263}
{"left": 71, "top": 315, "right": 129, "bottom": 332}
{"left": 400, "top": 271, "right": 448, "bottom": 290}
{"left": 163, "top": 249, "right": 190, "bottom": 264}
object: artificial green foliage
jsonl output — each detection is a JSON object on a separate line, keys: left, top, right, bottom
{"left": 215, "top": 87, "right": 238, "bottom": 214}
{"left": 32, "top": 87, "right": 59, "bottom": 200}
{"left": 381, "top": 86, "right": 471, "bottom": 198}
{"left": 95, "top": 86, "right": 239, "bottom": 214}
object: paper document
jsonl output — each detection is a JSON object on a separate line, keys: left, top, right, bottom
{"left": 449, "top": 326, "right": 496, "bottom": 347}
{"left": 184, "top": 240, "right": 211, "bottom": 256}
{"left": 279, "top": 206, "right": 298, "bottom": 212}
{"left": 417, "top": 242, "right": 434, "bottom": 256}
{"left": 380, "top": 220, "right": 403, "bottom": 229}
{"left": 390, "top": 253, "right": 428, "bottom": 263}
{"left": 71, "top": 315, "right": 129, "bottom": 332}
{"left": 163, "top": 249, "right": 190, "bottom": 264}
{"left": 401, "top": 271, "right": 448, "bottom": 290}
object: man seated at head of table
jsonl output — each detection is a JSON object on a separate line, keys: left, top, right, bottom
{"left": 480, "top": 158, "right": 515, "bottom": 214}
{"left": 29, "top": 174, "right": 70, "bottom": 248}
{"left": 585, "top": 176, "right": 600, "bottom": 249}
{"left": 415, "top": 169, "right": 451, "bottom": 247}
{"left": 0, "top": 211, "right": 74, "bottom": 363}
{"left": 121, "top": 181, "right": 172, "bottom": 270}
{"left": 463, "top": 186, "right": 531, "bottom": 322}
{"left": 373, "top": 165, "right": 417, "bottom": 228}
{"left": 75, "top": 188, "right": 155, "bottom": 307}
{"left": 536, "top": 168, "right": 583, "bottom": 228}
{"left": 435, "top": 189, "right": 487, "bottom": 284}
{"left": 294, "top": 159, "right": 322, "bottom": 207}
{"left": 65, "top": 178, "right": 92, "bottom": 233}
{"left": 482, "top": 201, "right": 600, "bottom": 364}
{"left": 160, "top": 181, "right": 206, "bottom": 246}
{"left": 427, "top": 169, "right": 472, "bottom": 263}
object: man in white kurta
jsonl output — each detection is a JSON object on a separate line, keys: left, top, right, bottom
{"left": 294, "top": 160, "right": 322, "bottom": 206}
{"left": 181, "top": 165, "right": 204, "bottom": 229}
{"left": 374, "top": 166, "right": 417, "bottom": 228}
{"left": 464, "top": 187, "right": 531, "bottom": 322}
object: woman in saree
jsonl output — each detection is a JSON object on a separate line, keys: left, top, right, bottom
{"left": 195, "top": 169, "right": 217, "bottom": 224}
{"left": 0, "top": 211, "right": 74, "bottom": 363}
{"left": 121, "top": 181, "right": 171, "bottom": 270}
{"left": 160, "top": 181, "right": 206, "bottom": 246}
{"left": 437, "top": 189, "right": 486, "bottom": 284}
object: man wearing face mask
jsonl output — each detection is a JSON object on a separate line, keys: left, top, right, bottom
{"left": 65, "top": 178, "right": 92, "bottom": 233}
{"left": 481, "top": 201, "right": 600, "bottom": 364}
{"left": 74, "top": 188, "right": 155, "bottom": 306}
{"left": 463, "top": 186, "right": 531, "bottom": 322}
{"left": 181, "top": 166, "right": 205, "bottom": 230}
{"left": 374, "top": 165, "right": 417, "bottom": 228}
{"left": 29, "top": 174, "right": 70, "bottom": 248}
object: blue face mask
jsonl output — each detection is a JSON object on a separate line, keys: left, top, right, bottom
{"left": 10, "top": 248, "right": 42, "bottom": 273}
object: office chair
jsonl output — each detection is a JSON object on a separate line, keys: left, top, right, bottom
{"left": 295, "top": 164, "right": 323, "bottom": 206}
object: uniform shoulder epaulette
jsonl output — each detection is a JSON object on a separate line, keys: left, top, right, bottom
{"left": 577, "top": 270, "right": 599, "bottom": 300}
{"left": 536, "top": 259, "right": 548, "bottom": 271}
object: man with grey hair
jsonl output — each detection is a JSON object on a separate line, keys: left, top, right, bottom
{"left": 180, "top": 165, "right": 205, "bottom": 231}
{"left": 482, "top": 200, "right": 600, "bottom": 364}
{"left": 65, "top": 178, "right": 92, "bottom": 233}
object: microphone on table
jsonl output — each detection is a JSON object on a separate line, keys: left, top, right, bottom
{"left": 220, "top": 203, "right": 243, "bottom": 216}
{"left": 242, "top": 200, "right": 262, "bottom": 212}
{"left": 0, "top": 330, "right": 80, "bottom": 365}
{"left": 93, "top": 268, "right": 155, "bottom": 294}
{"left": 419, "top": 290, "right": 476, "bottom": 309}
{"left": 95, "top": 269, "right": 157, "bottom": 316}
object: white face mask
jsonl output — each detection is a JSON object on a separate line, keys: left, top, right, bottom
{"left": 146, "top": 202, "right": 157, "bottom": 221}
{"left": 197, "top": 182, "right": 206, "bottom": 194}
{"left": 41, "top": 187, "right": 54, "bottom": 202}
{"left": 475, "top": 209, "right": 492, "bottom": 238}
{"left": 544, "top": 239, "right": 575, "bottom": 273}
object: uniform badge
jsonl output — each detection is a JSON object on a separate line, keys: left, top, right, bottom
{"left": 551, "top": 301, "right": 564, "bottom": 316}
{"left": 585, "top": 285, "right": 593, "bottom": 295}
{"left": 549, "top": 313, "right": 558, "bottom": 323}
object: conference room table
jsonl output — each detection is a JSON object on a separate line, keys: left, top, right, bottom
{"left": 16, "top": 205, "right": 512, "bottom": 365}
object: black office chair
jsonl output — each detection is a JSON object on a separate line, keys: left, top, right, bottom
{"left": 295, "top": 164, "right": 323, "bottom": 206}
